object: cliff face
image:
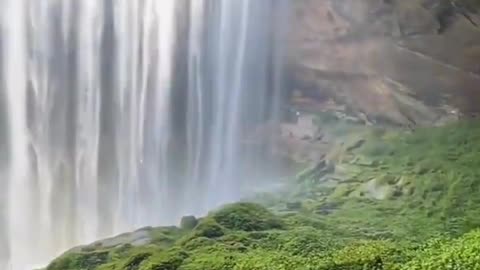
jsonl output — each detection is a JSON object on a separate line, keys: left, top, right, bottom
{"left": 289, "top": 0, "right": 480, "bottom": 126}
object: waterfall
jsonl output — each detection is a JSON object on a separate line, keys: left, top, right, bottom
{"left": 0, "top": 0, "right": 288, "bottom": 269}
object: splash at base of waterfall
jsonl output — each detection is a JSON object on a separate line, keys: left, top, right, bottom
{"left": 0, "top": 0, "right": 289, "bottom": 269}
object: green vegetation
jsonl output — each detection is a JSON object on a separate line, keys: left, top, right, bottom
{"left": 47, "top": 121, "right": 480, "bottom": 270}
{"left": 210, "top": 202, "right": 284, "bottom": 232}
{"left": 46, "top": 203, "right": 480, "bottom": 270}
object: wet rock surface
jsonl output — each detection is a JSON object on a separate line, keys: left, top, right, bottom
{"left": 289, "top": 0, "right": 480, "bottom": 126}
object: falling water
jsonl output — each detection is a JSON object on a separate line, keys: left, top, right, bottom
{"left": 0, "top": 0, "right": 288, "bottom": 269}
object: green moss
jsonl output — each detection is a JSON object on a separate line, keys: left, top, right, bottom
{"left": 47, "top": 251, "right": 110, "bottom": 270}
{"left": 122, "top": 252, "right": 152, "bottom": 270}
{"left": 218, "top": 232, "right": 253, "bottom": 250}
{"left": 375, "top": 174, "right": 399, "bottom": 186}
{"left": 360, "top": 140, "right": 395, "bottom": 157}
{"left": 328, "top": 240, "right": 409, "bottom": 269}
{"left": 330, "top": 184, "right": 355, "bottom": 199}
{"left": 139, "top": 248, "right": 189, "bottom": 270}
{"left": 211, "top": 203, "right": 284, "bottom": 232}
{"left": 190, "top": 218, "right": 225, "bottom": 239}
{"left": 276, "top": 227, "right": 347, "bottom": 256}
{"left": 283, "top": 213, "right": 327, "bottom": 230}
{"left": 181, "top": 237, "right": 215, "bottom": 251}
{"left": 47, "top": 121, "right": 480, "bottom": 270}
{"left": 233, "top": 250, "right": 313, "bottom": 270}
{"left": 149, "top": 227, "right": 185, "bottom": 248}
{"left": 328, "top": 120, "right": 480, "bottom": 237}
{"left": 179, "top": 250, "right": 237, "bottom": 270}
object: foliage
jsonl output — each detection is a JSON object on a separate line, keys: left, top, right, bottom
{"left": 299, "top": 120, "right": 480, "bottom": 240}
{"left": 404, "top": 230, "right": 480, "bottom": 270}
{"left": 46, "top": 204, "right": 480, "bottom": 270}
{"left": 210, "top": 202, "right": 284, "bottom": 232}
{"left": 189, "top": 218, "right": 225, "bottom": 239}
{"left": 47, "top": 121, "right": 480, "bottom": 270}
{"left": 47, "top": 251, "right": 110, "bottom": 270}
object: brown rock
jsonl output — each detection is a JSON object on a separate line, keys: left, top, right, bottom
{"left": 289, "top": 0, "right": 480, "bottom": 126}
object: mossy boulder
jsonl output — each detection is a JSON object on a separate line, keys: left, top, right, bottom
{"left": 180, "top": 216, "right": 198, "bottom": 230}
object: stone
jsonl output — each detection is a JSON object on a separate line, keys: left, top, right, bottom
{"left": 180, "top": 216, "right": 198, "bottom": 230}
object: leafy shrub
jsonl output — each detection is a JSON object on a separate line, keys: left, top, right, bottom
{"left": 404, "top": 230, "right": 480, "bottom": 270}
{"left": 328, "top": 240, "right": 407, "bottom": 270}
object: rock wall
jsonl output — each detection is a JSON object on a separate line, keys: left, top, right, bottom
{"left": 289, "top": 0, "right": 480, "bottom": 126}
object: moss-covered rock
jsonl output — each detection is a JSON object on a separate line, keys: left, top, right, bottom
{"left": 180, "top": 216, "right": 198, "bottom": 231}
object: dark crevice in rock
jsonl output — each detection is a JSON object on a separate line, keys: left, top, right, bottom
{"left": 434, "top": 0, "right": 480, "bottom": 32}
{"left": 459, "top": 10, "right": 479, "bottom": 27}
{"left": 394, "top": 44, "right": 480, "bottom": 78}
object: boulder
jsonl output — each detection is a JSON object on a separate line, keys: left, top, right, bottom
{"left": 180, "top": 216, "right": 198, "bottom": 230}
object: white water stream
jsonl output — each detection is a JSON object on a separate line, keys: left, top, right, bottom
{"left": 0, "top": 0, "right": 288, "bottom": 268}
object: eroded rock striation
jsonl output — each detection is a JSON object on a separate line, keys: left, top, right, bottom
{"left": 289, "top": 0, "right": 480, "bottom": 126}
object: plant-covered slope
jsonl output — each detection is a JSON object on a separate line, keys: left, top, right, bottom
{"left": 331, "top": 120, "right": 480, "bottom": 237}
{"left": 46, "top": 206, "right": 480, "bottom": 269}
{"left": 46, "top": 121, "right": 480, "bottom": 270}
